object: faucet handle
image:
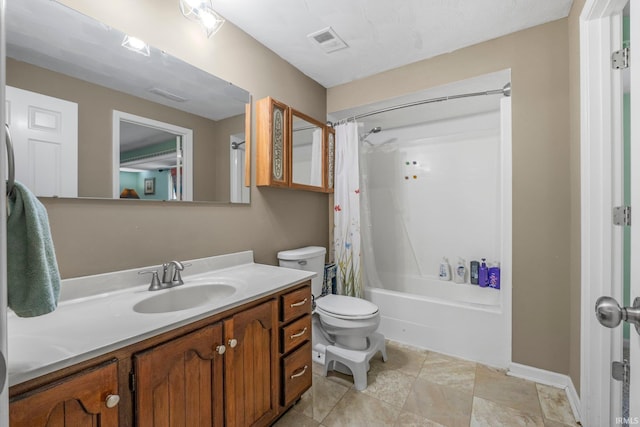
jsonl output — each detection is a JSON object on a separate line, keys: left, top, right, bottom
{"left": 139, "top": 270, "right": 162, "bottom": 291}
{"left": 172, "top": 269, "right": 184, "bottom": 286}
{"left": 171, "top": 261, "right": 190, "bottom": 286}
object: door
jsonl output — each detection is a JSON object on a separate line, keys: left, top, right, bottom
{"left": 629, "top": 0, "right": 640, "bottom": 419}
{"left": 223, "top": 300, "right": 278, "bottom": 427}
{"left": 5, "top": 85, "right": 78, "bottom": 197}
{"left": 133, "top": 323, "right": 225, "bottom": 427}
{"left": 0, "top": 1, "right": 9, "bottom": 419}
{"left": 594, "top": 1, "right": 640, "bottom": 423}
{"left": 9, "top": 360, "right": 119, "bottom": 427}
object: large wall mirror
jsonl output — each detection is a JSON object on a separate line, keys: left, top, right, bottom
{"left": 5, "top": 0, "right": 252, "bottom": 204}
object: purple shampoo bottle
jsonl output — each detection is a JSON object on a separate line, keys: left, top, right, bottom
{"left": 478, "top": 258, "right": 489, "bottom": 287}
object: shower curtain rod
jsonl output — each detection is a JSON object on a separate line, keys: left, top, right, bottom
{"left": 329, "top": 83, "right": 511, "bottom": 126}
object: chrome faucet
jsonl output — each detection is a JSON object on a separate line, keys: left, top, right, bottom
{"left": 139, "top": 261, "right": 188, "bottom": 291}
{"left": 162, "top": 260, "right": 185, "bottom": 287}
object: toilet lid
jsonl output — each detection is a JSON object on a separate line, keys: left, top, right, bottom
{"left": 315, "top": 294, "right": 379, "bottom": 319}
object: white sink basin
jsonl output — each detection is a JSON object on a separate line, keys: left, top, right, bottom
{"left": 133, "top": 284, "right": 236, "bottom": 314}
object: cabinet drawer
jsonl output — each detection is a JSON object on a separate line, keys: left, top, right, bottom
{"left": 281, "top": 341, "right": 312, "bottom": 406}
{"left": 281, "top": 314, "right": 311, "bottom": 354}
{"left": 280, "top": 286, "right": 311, "bottom": 323}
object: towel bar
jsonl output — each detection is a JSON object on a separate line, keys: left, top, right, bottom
{"left": 5, "top": 124, "right": 15, "bottom": 198}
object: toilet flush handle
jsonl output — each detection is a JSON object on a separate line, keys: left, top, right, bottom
{"left": 298, "top": 260, "right": 307, "bottom": 266}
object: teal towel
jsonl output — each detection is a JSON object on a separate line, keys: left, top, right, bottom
{"left": 7, "top": 181, "right": 61, "bottom": 317}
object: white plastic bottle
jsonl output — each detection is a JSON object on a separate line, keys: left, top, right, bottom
{"left": 454, "top": 258, "right": 466, "bottom": 284}
{"left": 438, "top": 257, "right": 451, "bottom": 281}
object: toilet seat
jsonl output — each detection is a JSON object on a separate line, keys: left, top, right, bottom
{"left": 315, "top": 294, "right": 379, "bottom": 320}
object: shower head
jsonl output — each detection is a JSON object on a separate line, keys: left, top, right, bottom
{"left": 231, "top": 141, "right": 245, "bottom": 150}
{"left": 362, "top": 126, "right": 382, "bottom": 140}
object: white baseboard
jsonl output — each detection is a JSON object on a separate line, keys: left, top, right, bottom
{"left": 508, "top": 362, "right": 581, "bottom": 424}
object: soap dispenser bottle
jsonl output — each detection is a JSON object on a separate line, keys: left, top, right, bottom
{"left": 439, "top": 257, "right": 451, "bottom": 281}
{"left": 478, "top": 258, "right": 489, "bottom": 287}
{"left": 454, "top": 258, "right": 466, "bottom": 284}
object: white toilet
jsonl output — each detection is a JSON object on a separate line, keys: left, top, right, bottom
{"left": 277, "top": 246, "right": 387, "bottom": 390}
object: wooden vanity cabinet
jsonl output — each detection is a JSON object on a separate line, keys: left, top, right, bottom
{"left": 9, "top": 282, "right": 311, "bottom": 427}
{"left": 9, "top": 359, "right": 119, "bottom": 427}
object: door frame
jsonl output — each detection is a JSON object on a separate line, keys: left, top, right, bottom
{"left": 580, "top": 0, "right": 627, "bottom": 425}
{"left": 112, "top": 110, "right": 193, "bottom": 201}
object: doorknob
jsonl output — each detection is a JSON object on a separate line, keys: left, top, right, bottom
{"left": 595, "top": 296, "right": 640, "bottom": 334}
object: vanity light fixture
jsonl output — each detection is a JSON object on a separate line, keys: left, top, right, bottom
{"left": 179, "top": 0, "right": 225, "bottom": 38}
{"left": 121, "top": 35, "right": 150, "bottom": 57}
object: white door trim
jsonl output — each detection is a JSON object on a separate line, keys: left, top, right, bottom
{"left": 580, "top": 0, "right": 627, "bottom": 425}
{"left": 112, "top": 110, "right": 193, "bottom": 201}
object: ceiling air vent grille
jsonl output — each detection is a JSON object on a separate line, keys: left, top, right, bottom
{"left": 307, "top": 27, "right": 348, "bottom": 53}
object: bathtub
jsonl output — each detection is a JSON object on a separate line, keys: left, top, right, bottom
{"left": 365, "top": 273, "right": 509, "bottom": 368}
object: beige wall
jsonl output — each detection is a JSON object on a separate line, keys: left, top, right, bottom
{"left": 568, "top": 0, "right": 586, "bottom": 392}
{"left": 328, "top": 20, "right": 573, "bottom": 376}
{"left": 48, "top": 0, "right": 328, "bottom": 278}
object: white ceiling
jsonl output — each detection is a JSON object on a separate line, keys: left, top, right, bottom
{"left": 214, "top": 0, "right": 574, "bottom": 88}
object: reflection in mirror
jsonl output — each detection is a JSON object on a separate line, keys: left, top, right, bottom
{"left": 114, "top": 111, "right": 193, "bottom": 201}
{"left": 291, "top": 112, "right": 324, "bottom": 188}
{"left": 5, "top": 0, "right": 252, "bottom": 203}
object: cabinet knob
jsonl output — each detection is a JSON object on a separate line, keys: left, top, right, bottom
{"left": 105, "top": 394, "right": 120, "bottom": 408}
{"left": 228, "top": 338, "right": 238, "bottom": 348}
{"left": 216, "top": 345, "right": 226, "bottom": 355}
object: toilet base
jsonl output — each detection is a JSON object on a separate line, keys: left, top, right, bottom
{"left": 321, "top": 332, "right": 388, "bottom": 391}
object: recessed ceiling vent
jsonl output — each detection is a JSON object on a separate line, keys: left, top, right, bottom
{"left": 148, "top": 87, "right": 188, "bottom": 102}
{"left": 307, "top": 27, "right": 348, "bottom": 53}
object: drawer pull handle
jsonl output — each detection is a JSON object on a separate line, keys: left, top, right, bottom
{"left": 228, "top": 338, "right": 238, "bottom": 348}
{"left": 290, "top": 365, "right": 308, "bottom": 379}
{"left": 290, "top": 298, "right": 307, "bottom": 308}
{"left": 105, "top": 394, "right": 120, "bottom": 409}
{"left": 290, "top": 327, "right": 308, "bottom": 339}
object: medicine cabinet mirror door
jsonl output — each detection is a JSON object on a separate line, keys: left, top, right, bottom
{"left": 289, "top": 109, "right": 326, "bottom": 192}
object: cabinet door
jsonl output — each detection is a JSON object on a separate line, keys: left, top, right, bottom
{"left": 256, "top": 97, "right": 289, "bottom": 188}
{"left": 10, "top": 360, "right": 119, "bottom": 427}
{"left": 134, "top": 323, "right": 224, "bottom": 427}
{"left": 224, "top": 300, "right": 278, "bottom": 427}
{"left": 325, "top": 126, "right": 335, "bottom": 193}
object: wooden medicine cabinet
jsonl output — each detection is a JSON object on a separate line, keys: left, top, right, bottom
{"left": 256, "top": 97, "right": 334, "bottom": 193}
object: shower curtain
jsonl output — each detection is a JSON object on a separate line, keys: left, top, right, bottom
{"left": 334, "top": 122, "right": 363, "bottom": 298}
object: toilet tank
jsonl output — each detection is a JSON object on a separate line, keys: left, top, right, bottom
{"left": 277, "top": 246, "right": 326, "bottom": 297}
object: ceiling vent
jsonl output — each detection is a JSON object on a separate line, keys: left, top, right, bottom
{"left": 148, "top": 87, "right": 188, "bottom": 102}
{"left": 307, "top": 27, "right": 348, "bottom": 53}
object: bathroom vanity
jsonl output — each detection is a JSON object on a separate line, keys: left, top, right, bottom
{"left": 7, "top": 251, "right": 313, "bottom": 427}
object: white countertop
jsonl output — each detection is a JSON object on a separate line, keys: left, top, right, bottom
{"left": 8, "top": 251, "right": 315, "bottom": 387}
